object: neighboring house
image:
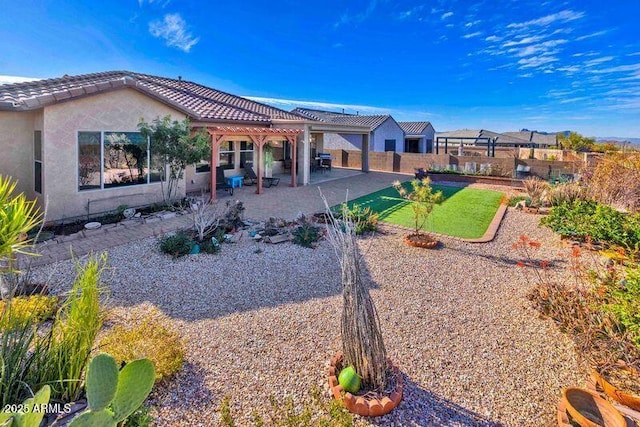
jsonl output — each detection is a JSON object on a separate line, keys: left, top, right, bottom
{"left": 503, "top": 130, "right": 558, "bottom": 148}
{"left": 398, "top": 121, "right": 435, "bottom": 153}
{"left": 436, "top": 129, "right": 534, "bottom": 149}
{"left": 293, "top": 108, "right": 406, "bottom": 153}
{"left": 0, "top": 71, "right": 371, "bottom": 222}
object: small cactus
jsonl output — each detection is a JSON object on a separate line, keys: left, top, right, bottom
{"left": 69, "top": 353, "right": 155, "bottom": 427}
{"left": 0, "top": 385, "right": 51, "bottom": 427}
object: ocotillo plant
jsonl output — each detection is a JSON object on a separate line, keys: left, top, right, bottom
{"left": 321, "top": 192, "right": 388, "bottom": 391}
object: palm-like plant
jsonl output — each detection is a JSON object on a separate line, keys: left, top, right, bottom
{"left": 0, "top": 175, "right": 42, "bottom": 273}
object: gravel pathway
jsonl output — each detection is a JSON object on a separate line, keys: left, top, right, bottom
{"left": 33, "top": 208, "right": 583, "bottom": 426}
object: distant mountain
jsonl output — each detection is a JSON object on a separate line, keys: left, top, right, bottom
{"left": 596, "top": 136, "right": 640, "bottom": 145}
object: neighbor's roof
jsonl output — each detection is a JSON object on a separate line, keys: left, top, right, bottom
{"left": 0, "top": 71, "right": 306, "bottom": 123}
{"left": 398, "top": 121, "right": 432, "bottom": 135}
{"left": 292, "top": 107, "right": 391, "bottom": 130}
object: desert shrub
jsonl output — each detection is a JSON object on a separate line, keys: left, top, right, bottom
{"left": 30, "top": 254, "right": 107, "bottom": 403}
{"left": 542, "top": 200, "right": 640, "bottom": 248}
{"left": 292, "top": 223, "right": 321, "bottom": 248}
{"left": 547, "top": 181, "right": 588, "bottom": 207}
{"left": 507, "top": 195, "right": 530, "bottom": 207}
{"left": 516, "top": 236, "right": 640, "bottom": 367}
{"left": 587, "top": 152, "right": 640, "bottom": 212}
{"left": 199, "top": 237, "right": 221, "bottom": 254}
{"left": 335, "top": 203, "right": 378, "bottom": 235}
{"left": 523, "top": 177, "right": 550, "bottom": 208}
{"left": 220, "top": 387, "right": 353, "bottom": 427}
{"left": 100, "top": 312, "right": 184, "bottom": 382}
{"left": 393, "top": 178, "right": 443, "bottom": 235}
{"left": 159, "top": 232, "right": 194, "bottom": 258}
{"left": 0, "top": 295, "right": 58, "bottom": 329}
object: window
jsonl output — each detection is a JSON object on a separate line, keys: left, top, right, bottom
{"left": 78, "top": 131, "right": 158, "bottom": 191}
{"left": 195, "top": 159, "right": 211, "bottom": 174}
{"left": 384, "top": 139, "right": 396, "bottom": 152}
{"left": 219, "top": 141, "right": 234, "bottom": 170}
{"left": 34, "top": 131, "right": 42, "bottom": 193}
{"left": 239, "top": 141, "right": 254, "bottom": 168}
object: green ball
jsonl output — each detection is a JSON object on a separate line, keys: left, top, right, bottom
{"left": 338, "top": 366, "right": 361, "bottom": 393}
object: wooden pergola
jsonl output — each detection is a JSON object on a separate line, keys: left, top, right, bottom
{"left": 206, "top": 126, "right": 303, "bottom": 200}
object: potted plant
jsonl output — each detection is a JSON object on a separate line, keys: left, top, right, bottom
{"left": 592, "top": 361, "right": 640, "bottom": 411}
{"left": 321, "top": 193, "right": 403, "bottom": 417}
{"left": 393, "top": 178, "right": 443, "bottom": 248}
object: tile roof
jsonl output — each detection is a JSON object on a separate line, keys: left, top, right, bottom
{"left": 0, "top": 71, "right": 307, "bottom": 123}
{"left": 398, "top": 121, "right": 432, "bottom": 135}
{"left": 292, "top": 108, "right": 391, "bottom": 130}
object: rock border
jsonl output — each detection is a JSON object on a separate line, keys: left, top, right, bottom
{"left": 328, "top": 351, "right": 403, "bottom": 417}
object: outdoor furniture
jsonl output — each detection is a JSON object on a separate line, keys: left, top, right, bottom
{"left": 317, "top": 152, "right": 332, "bottom": 171}
{"left": 414, "top": 168, "right": 428, "bottom": 179}
{"left": 216, "top": 166, "right": 233, "bottom": 196}
{"left": 244, "top": 164, "right": 280, "bottom": 188}
{"left": 226, "top": 175, "right": 243, "bottom": 188}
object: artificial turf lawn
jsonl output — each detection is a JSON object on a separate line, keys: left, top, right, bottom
{"left": 343, "top": 183, "right": 504, "bottom": 239}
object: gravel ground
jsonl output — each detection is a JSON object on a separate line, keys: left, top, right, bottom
{"left": 33, "top": 208, "right": 584, "bottom": 426}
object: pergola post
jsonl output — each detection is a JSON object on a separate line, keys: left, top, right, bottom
{"left": 302, "top": 125, "right": 311, "bottom": 185}
{"left": 250, "top": 135, "right": 267, "bottom": 195}
{"left": 207, "top": 131, "right": 223, "bottom": 201}
{"left": 286, "top": 135, "right": 297, "bottom": 187}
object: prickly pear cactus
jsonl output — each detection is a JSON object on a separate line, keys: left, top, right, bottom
{"left": 0, "top": 385, "right": 51, "bottom": 427}
{"left": 69, "top": 353, "right": 155, "bottom": 427}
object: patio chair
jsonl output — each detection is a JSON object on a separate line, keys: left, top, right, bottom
{"left": 216, "top": 166, "right": 233, "bottom": 196}
{"left": 244, "top": 164, "right": 279, "bottom": 188}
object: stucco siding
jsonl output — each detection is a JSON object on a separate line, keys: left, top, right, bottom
{"left": 0, "top": 111, "right": 39, "bottom": 202}
{"left": 43, "top": 88, "right": 186, "bottom": 221}
{"left": 371, "top": 117, "right": 405, "bottom": 152}
{"left": 323, "top": 133, "right": 363, "bottom": 150}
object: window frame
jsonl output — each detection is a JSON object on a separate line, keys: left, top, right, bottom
{"left": 34, "top": 130, "right": 42, "bottom": 194}
{"left": 77, "top": 130, "right": 159, "bottom": 192}
{"left": 218, "top": 140, "right": 235, "bottom": 170}
{"left": 384, "top": 139, "right": 396, "bottom": 152}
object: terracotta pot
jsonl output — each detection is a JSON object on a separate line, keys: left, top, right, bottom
{"left": 403, "top": 233, "right": 438, "bottom": 249}
{"left": 592, "top": 362, "right": 640, "bottom": 411}
{"left": 328, "top": 352, "right": 403, "bottom": 417}
{"left": 561, "top": 387, "right": 625, "bottom": 427}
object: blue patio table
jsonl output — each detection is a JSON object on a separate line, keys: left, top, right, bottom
{"left": 226, "top": 175, "right": 243, "bottom": 188}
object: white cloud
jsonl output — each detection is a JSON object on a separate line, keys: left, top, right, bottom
{"left": 583, "top": 56, "right": 615, "bottom": 67}
{"left": 334, "top": 0, "right": 378, "bottom": 27}
{"left": 463, "top": 31, "right": 483, "bottom": 39}
{"left": 0, "top": 75, "right": 41, "bottom": 85}
{"left": 576, "top": 30, "right": 608, "bottom": 41}
{"left": 517, "top": 55, "right": 559, "bottom": 69}
{"left": 441, "top": 11, "right": 453, "bottom": 20}
{"left": 485, "top": 35, "right": 501, "bottom": 42}
{"left": 149, "top": 13, "right": 199, "bottom": 52}
{"left": 507, "top": 10, "right": 584, "bottom": 29}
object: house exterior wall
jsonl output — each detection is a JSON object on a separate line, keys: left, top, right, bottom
{"left": 424, "top": 124, "right": 435, "bottom": 153}
{"left": 42, "top": 88, "right": 186, "bottom": 221}
{"left": 371, "top": 117, "right": 405, "bottom": 152}
{"left": 0, "top": 111, "right": 40, "bottom": 204}
{"left": 323, "top": 133, "right": 363, "bottom": 150}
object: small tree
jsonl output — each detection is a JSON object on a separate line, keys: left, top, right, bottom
{"left": 138, "top": 116, "right": 210, "bottom": 204}
{"left": 393, "top": 178, "right": 443, "bottom": 235}
{"left": 558, "top": 132, "right": 596, "bottom": 152}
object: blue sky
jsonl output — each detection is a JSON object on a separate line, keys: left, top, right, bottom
{"left": 1, "top": 0, "right": 639, "bottom": 137}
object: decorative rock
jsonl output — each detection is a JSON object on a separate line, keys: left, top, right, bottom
{"left": 123, "top": 208, "right": 136, "bottom": 219}
{"left": 84, "top": 221, "right": 101, "bottom": 230}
